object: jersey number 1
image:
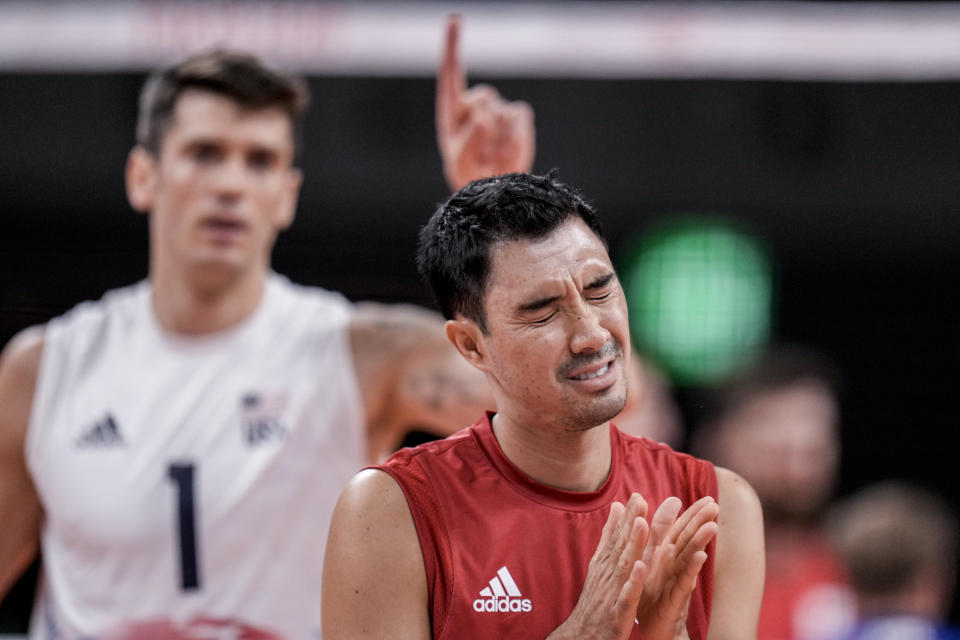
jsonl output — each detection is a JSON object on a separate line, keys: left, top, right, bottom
{"left": 168, "top": 463, "right": 201, "bottom": 590}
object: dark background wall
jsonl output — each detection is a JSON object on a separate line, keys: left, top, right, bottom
{"left": 2, "top": 72, "right": 959, "bottom": 623}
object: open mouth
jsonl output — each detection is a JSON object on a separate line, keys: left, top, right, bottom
{"left": 559, "top": 341, "right": 623, "bottom": 387}
{"left": 204, "top": 218, "right": 246, "bottom": 231}
{"left": 201, "top": 216, "right": 248, "bottom": 243}
{"left": 571, "top": 362, "right": 611, "bottom": 381}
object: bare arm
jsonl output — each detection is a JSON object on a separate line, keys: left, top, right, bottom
{"left": 321, "top": 469, "right": 431, "bottom": 639}
{"left": 349, "top": 303, "right": 495, "bottom": 461}
{"left": 0, "top": 327, "right": 44, "bottom": 600}
{"left": 707, "top": 467, "right": 765, "bottom": 640}
{"left": 436, "top": 15, "right": 535, "bottom": 191}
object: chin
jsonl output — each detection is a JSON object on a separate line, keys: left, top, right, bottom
{"left": 187, "top": 255, "right": 253, "bottom": 289}
{"left": 564, "top": 393, "right": 627, "bottom": 431}
{"left": 198, "top": 242, "right": 262, "bottom": 268}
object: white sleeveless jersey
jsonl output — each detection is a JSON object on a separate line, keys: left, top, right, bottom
{"left": 25, "top": 274, "right": 366, "bottom": 639}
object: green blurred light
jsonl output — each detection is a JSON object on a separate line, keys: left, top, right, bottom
{"left": 621, "top": 216, "right": 772, "bottom": 386}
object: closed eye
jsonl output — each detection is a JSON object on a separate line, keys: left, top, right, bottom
{"left": 530, "top": 310, "right": 557, "bottom": 325}
{"left": 585, "top": 273, "right": 616, "bottom": 302}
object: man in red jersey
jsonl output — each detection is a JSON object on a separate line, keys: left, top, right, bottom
{"left": 322, "top": 171, "right": 765, "bottom": 639}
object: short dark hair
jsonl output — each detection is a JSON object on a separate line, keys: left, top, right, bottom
{"left": 417, "top": 171, "right": 605, "bottom": 332}
{"left": 136, "top": 49, "right": 309, "bottom": 164}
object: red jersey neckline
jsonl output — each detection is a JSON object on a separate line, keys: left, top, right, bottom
{"left": 470, "top": 411, "right": 624, "bottom": 512}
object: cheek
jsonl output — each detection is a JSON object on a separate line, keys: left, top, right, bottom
{"left": 256, "top": 184, "right": 294, "bottom": 226}
{"left": 155, "top": 176, "right": 197, "bottom": 219}
{"left": 606, "top": 300, "right": 631, "bottom": 342}
{"left": 149, "top": 197, "right": 181, "bottom": 235}
{"left": 502, "top": 334, "right": 562, "bottom": 386}
{"left": 163, "top": 163, "right": 205, "bottom": 200}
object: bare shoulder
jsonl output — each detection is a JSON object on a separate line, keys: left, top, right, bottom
{"left": 715, "top": 467, "right": 761, "bottom": 515}
{"left": 349, "top": 302, "right": 445, "bottom": 357}
{"left": 323, "top": 468, "right": 431, "bottom": 638}
{"left": 713, "top": 466, "right": 764, "bottom": 544}
{"left": 349, "top": 301, "right": 448, "bottom": 418}
{"left": 325, "top": 469, "right": 414, "bottom": 584}
{"left": 348, "top": 302, "right": 444, "bottom": 392}
{"left": 0, "top": 325, "right": 46, "bottom": 447}
{"left": 0, "top": 325, "right": 44, "bottom": 380}
{"left": 332, "top": 467, "right": 413, "bottom": 518}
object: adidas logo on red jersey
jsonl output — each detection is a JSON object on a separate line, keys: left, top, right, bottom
{"left": 472, "top": 566, "right": 532, "bottom": 613}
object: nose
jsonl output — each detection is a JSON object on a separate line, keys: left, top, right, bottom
{"left": 569, "top": 304, "right": 611, "bottom": 355}
{"left": 212, "top": 156, "right": 247, "bottom": 202}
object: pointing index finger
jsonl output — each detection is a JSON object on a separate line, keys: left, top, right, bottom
{"left": 437, "top": 14, "right": 466, "bottom": 134}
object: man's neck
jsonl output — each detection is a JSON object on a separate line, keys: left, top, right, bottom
{"left": 151, "top": 264, "right": 267, "bottom": 335}
{"left": 491, "top": 411, "right": 612, "bottom": 493}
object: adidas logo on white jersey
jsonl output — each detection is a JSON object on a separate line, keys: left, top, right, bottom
{"left": 472, "top": 566, "right": 532, "bottom": 613}
{"left": 76, "top": 413, "right": 124, "bottom": 448}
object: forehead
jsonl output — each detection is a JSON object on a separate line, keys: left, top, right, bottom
{"left": 486, "top": 217, "right": 613, "bottom": 298}
{"left": 162, "top": 89, "right": 293, "bottom": 151}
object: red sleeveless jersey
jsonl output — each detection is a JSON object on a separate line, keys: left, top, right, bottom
{"left": 375, "top": 413, "right": 718, "bottom": 639}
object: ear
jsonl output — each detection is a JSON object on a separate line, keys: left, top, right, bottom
{"left": 125, "top": 146, "right": 157, "bottom": 214}
{"left": 275, "top": 167, "right": 303, "bottom": 231}
{"left": 444, "top": 318, "right": 491, "bottom": 373}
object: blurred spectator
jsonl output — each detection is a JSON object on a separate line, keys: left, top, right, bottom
{"left": 694, "top": 344, "right": 856, "bottom": 640}
{"left": 827, "top": 481, "right": 960, "bottom": 640}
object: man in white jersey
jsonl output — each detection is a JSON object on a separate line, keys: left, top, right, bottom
{"left": 0, "top": 30, "right": 540, "bottom": 638}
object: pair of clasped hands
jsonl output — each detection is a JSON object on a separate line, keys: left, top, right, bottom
{"left": 551, "top": 495, "right": 720, "bottom": 640}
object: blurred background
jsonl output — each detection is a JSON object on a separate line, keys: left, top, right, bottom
{"left": 1, "top": 0, "right": 959, "bottom": 633}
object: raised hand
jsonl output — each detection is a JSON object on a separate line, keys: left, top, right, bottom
{"left": 636, "top": 497, "right": 719, "bottom": 640}
{"left": 436, "top": 14, "right": 535, "bottom": 191}
{"left": 548, "top": 494, "right": 650, "bottom": 640}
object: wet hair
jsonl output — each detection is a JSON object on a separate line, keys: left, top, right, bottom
{"left": 417, "top": 171, "right": 605, "bottom": 332}
{"left": 135, "top": 48, "right": 309, "bottom": 164}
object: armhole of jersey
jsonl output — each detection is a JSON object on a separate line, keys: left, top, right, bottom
{"left": 699, "top": 459, "right": 720, "bottom": 625}
{"left": 332, "top": 300, "right": 368, "bottom": 448}
{"left": 376, "top": 461, "right": 454, "bottom": 637}
{"left": 24, "top": 323, "right": 56, "bottom": 477}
